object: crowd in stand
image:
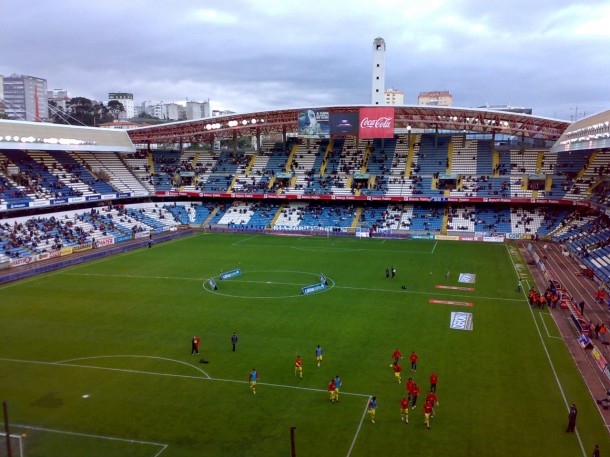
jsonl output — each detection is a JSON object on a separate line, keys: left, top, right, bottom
{"left": 0, "top": 215, "right": 89, "bottom": 257}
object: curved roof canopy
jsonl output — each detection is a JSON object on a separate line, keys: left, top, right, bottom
{"left": 0, "top": 119, "right": 135, "bottom": 152}
{"left": 128, "top": 105, "right": 570, "bottom": 145}
{"left": 551, "top": 109, "right": 610, "bottom": 153}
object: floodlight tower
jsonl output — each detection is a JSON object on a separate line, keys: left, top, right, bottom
{"left": 371, "top": 37, "right": 386, "bottom": 105}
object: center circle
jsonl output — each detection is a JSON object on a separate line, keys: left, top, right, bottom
{"left": 202, "top": 270, "right": 335, "bottom": 299}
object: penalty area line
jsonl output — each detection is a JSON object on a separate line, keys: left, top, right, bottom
{"left": 346, "top": 396, "right": 371, "bottom": 457}
{"left": 9, "top": 423, "right": 168, "bottom": 456}
{"left": 207, "top": 376, "right": 370, "bottom": 397}
{"left": 0, "top": 356, "right": 369, "bottom": 397}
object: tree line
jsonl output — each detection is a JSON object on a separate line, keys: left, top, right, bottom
{"left": 49, "top": 97, "right": 126, "bottom": 126}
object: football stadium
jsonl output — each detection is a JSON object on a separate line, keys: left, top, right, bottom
{"left": 1, "top": 103, "right": 610, "bottom": 457}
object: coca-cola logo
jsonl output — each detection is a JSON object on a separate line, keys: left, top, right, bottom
{"left": 360, "top": 117, "right": 393, "bottom": 128}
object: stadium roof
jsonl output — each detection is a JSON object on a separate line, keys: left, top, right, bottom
{"left": 127, "top": 105, "right": 570, "bottom": 145}
{"left": 0, "top": 119, "right": 135, "bottom": 153}
{"left": 551, "top": 109, "right": 610, "bottom": 153}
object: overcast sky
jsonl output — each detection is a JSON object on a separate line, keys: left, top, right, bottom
{"left": 2, "top": 0, "right": 609, "bottom": 120}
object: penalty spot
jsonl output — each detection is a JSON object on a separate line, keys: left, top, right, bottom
{"left": 82, "top": 394, "right": 90, "bottom": 398}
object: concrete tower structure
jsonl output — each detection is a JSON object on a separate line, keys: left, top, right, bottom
{"left": 371, "top": 37, "right": 386, "bottom": 105}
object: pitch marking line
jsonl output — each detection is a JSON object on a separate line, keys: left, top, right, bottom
{"left": 231, "top": 234, "right": 260, "bottom": 246}
{"left": 505, "top": 244, "right": 587, "bottom": 457}
{"left": 54, "top": 355, "right": 212, "bottom": 379}
{"left": 8, "top": 423, "right": 168, "bottom": 457}
{"left": 231, "top": 242, "right": 434, "bottom": 254}
{"left": 61, "top": 272, "right": 205, "bottom": 281}
{"left": 58, "top": 272, "right": 524, "bottom": 302}
{"left": 538, "top": 313, "right": 563, "bottom": 340}
{"left": 431, "top": 241, "right": 438, "bottom": 254}
{"left": 0, "top": 356, "right": 370, "bottom": 398}
{"left": 346, "top": 396, "right": 371, "bottom": 457}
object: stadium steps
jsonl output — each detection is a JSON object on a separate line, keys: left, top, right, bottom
{"left": 345, "top": 176, "right": 353, "bottom": 190}
{"left": 577, "top": 151, "right": 598, "bottom": 179}
{"left": 227, "top": 175, "right": 239, "bottom": 192}
{"left": 441, "top": 211, "right": 449, "bottom": 235}
{"left": 492, "top": 150, "right": 500, "bottom": 176}
{"left": 446, "top": 143, "right": 453, "bottom": 173}
{"left": 319, "top": 141, "right": 333, "bottom": 177}
{"left": 545, "top": 176, "right": 553, "bottom": 191}
{"left": 267, "top": 175, "right": 276, "bottom": 189}
{"left": 588, "top": 178, "right": 605, "bottom": 193}
{"left": 244, "top": 155, "right": 257, "bottom": 176}
{"left": 360, "top": 145, "right": 372, "bottom": 173}
{"left": 368, "top": 176, "right": 376, "bottom": 189}
{"left": 147, "top": 152, "right": 155, "bottom": 174}
{"left": 405, "top": 136, "right": 415, "bottom": 178}
{"left": 201, "top": 206, "right": 220, "bottom": 227}
{"left": 536, "top": 151, "right": 544, "bottom": 173}
{"left": 352, "top": 207, "right": 362, "bottom": 229}
{"left": 532, "top": 190, "right": 539, "bottom": 198}
{"left": 191, "top": 153, "right": 200, "bottom": 169}
{"left": 284, "top": 143, "right": 298, "bottom": 172}
{"left": 290, "top": 176, "right": 297, "bottom": 188}
{"left": 270, "top": 204, "right": 285, "bottom": 227}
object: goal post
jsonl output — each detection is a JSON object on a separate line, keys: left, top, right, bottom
{"left": 0, "top": 433, "right": 24, "bottom": 457}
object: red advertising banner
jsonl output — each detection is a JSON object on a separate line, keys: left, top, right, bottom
{"left": 359, "top": 107, "right": 395, "bottom": 138}
{"left": 153, "top": 190, "right": 603, "bottom": 215}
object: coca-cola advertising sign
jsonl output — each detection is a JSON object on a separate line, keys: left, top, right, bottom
{"left": 359, "top": 107, "right": 395, "bottom": 138}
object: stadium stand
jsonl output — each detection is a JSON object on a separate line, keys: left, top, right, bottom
{"left": 1, "top": 111, "right": 609, "bottom": 281}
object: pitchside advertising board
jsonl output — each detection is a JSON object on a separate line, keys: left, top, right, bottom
{"left": 219, "top": 269, "right": 241, "bottom": 280}
{"left": 450, "top": 312, "right": 473, "bottom": 331}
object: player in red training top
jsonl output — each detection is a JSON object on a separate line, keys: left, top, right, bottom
{"left": 327, "top": 378, "right": 337, "bottom": 403}
{"left": 295, "top": 355, "right": 303, "bottom": 379}
{"left": 393, "top": 363, "right": 403, "bottom": 383}
{"left": 426, "top": 391, "right": 439, "bottom": 417}
{"left": 410, "top": 351, "right": 418, "bottom": 372}
{"left": 392, "top": 348, "right": 402, "bottom": 365}
{"left": 405, "top": 378, "right": 414, "bottom": 402}
{"left": 430, "top": 372, "right": 438, "bottom": 392}
{"left": 423, "top": 400, "right": 433, "bottom": 429}
{"left": 400, "top": 396, "right": 409, "bottom": 423}
{"left": 410, "top": 382, "right": 420, "bottom": 409}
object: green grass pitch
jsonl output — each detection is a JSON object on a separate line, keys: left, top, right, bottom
{"left": 1, "top": 232, "right": 608, "bottom": 456}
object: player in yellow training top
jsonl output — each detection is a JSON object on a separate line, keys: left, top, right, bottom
{"left": 315, "top": 345, "right": 323, "bottom": 367}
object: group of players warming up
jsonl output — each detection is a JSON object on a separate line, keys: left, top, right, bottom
{"left": 194, "top": 337, "right": 439, "bottom": 428}
{"left": 387, "top": 348, "right": 439, "bottom": 428}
